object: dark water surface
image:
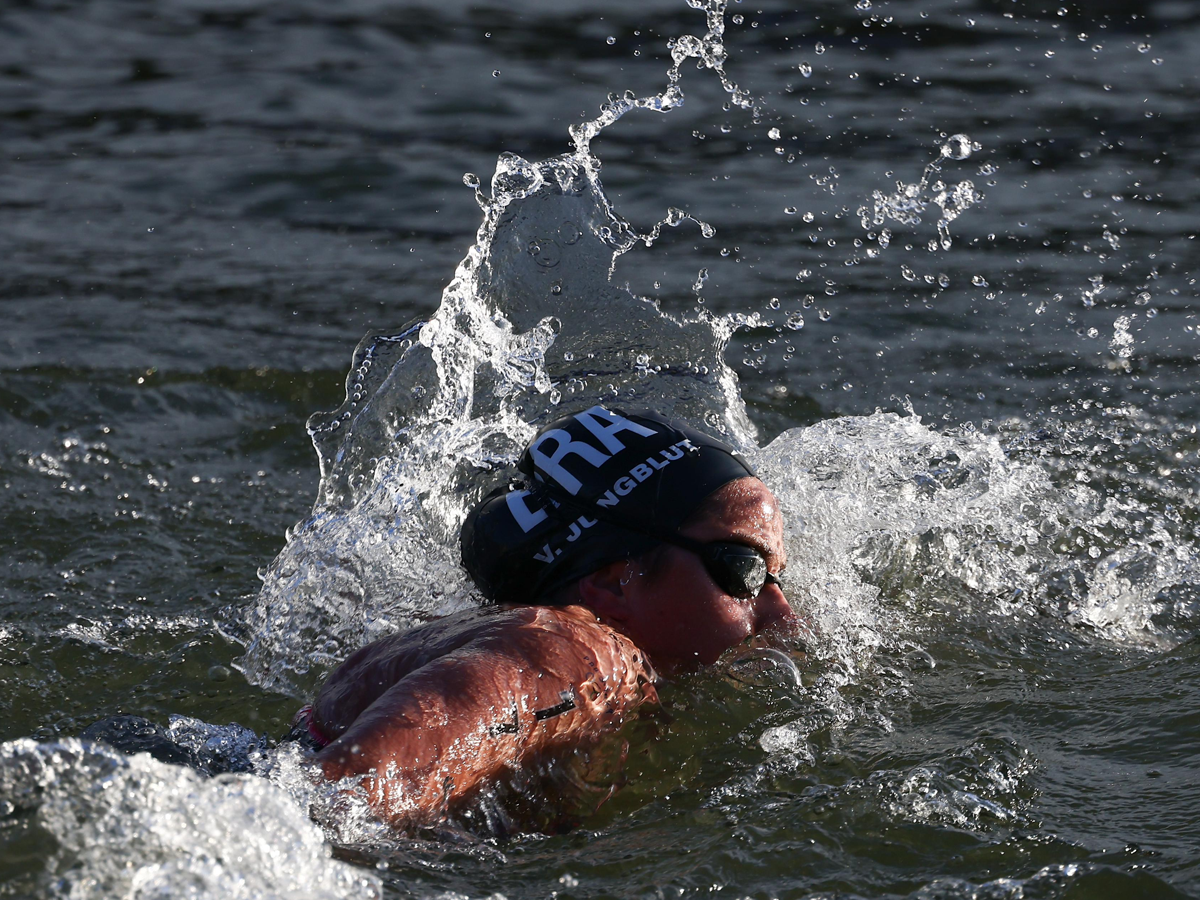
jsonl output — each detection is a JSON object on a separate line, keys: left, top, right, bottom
{"left": 2, "top": 0, "right": 1200, "bottom": 897}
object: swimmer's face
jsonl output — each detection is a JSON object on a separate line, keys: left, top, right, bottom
{"left": 604, "top": 477, "right": 793, "bottom": 666}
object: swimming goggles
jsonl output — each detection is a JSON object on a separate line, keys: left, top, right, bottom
{"left": 658, "top": 535, "right": 783, "bottom": 599}
{"left": 528, "top": 479, "right": 783, "bottom": 599}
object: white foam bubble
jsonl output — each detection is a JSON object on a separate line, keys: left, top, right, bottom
{"left": 755, "top": 411, "right": 1197, "bottom": 657}
{"left": 0, "top": 739, "right": 381, "bottom": 899}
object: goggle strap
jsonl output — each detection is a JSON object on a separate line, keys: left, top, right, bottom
{"left": 529, "top": 477, "right": 777, "bottom": 592}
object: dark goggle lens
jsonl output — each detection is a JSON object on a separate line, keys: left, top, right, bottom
{"left": 701, "top": 542, "right": 776, "bottom": 598}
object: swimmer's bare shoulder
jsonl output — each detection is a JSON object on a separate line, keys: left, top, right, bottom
{"left": 310, "top": 604, "right": 658, "bottom": 827}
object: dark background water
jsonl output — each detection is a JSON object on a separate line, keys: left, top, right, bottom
{"left": 2, "top": 0, "right": 1199, "bottom": 896}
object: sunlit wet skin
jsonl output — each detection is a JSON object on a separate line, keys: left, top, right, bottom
{"left": 311, "top": 476, "right": 794, "bottom": 830}
{"left": 576, "top": 477, "right": 794, "bottom": 669}
{"left": 313, "top": 604, "right": 659, "bottom": 830}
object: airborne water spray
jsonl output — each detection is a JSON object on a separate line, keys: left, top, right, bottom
{"left": 239, "top": 0, "right": 772, "bottom": 697}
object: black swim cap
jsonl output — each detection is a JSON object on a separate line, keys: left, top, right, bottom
{"left": 460, "top": 406, "right": 756, "bottom": 604}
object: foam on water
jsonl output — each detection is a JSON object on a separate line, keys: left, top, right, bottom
{"left": 756, "top": 411, "right": 1200, "bottom": 659}
{"left": 726, "top": 734, "right": 1033, "bottom": 832}
{"left": 0, "top": 738, "right": 381, "bottom": 899}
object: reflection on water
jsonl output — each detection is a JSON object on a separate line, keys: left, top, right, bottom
{"left": 2, "top": 0, "right": 1199, "bottom": 896}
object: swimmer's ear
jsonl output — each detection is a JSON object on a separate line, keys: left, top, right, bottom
{"left": 577, "top": 560, "right": 635, "bottom": 625}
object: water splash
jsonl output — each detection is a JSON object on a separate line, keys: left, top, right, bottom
{"left": 755, "top": 411, "right": 1199, "bottom": 662}
{"left": 240, "top": 0, "right": 762, "bottom": 696}
{"left": 238, "top": 0, "right": 1191, "bottom": 716}
{"left": 568, "top": 0, "right": 758, "bottom": 158}
{"left": 0, "top": 739, "right": 381, "bottom": 899}
{"left": 859, "top": 134, "right": 985, "bottom": 252}
{"left": 1109, "top": 313, "right": 1135, "bottom": 370}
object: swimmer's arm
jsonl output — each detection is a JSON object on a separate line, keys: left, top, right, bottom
{"left": 311, "top": 619, "right": 482, "bottom": 738}
{"left": 313, "top": 607, "right": 654, "bottom": 825}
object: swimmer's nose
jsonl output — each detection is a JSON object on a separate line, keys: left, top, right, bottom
{"left": 752, "top": 580, "right": 795, "bottom": 634}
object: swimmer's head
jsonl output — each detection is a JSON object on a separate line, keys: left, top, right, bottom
{"left": 460, "top": 406, "right": 756, "bottom": 605}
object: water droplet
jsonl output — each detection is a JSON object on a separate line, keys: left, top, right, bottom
{"left": 815, "top": 42, "right": 826, "bottom": 55}
{"left": 799, "top": 62, "right": 813, "bottom": 77}
{"left": 606, "top": 35, "right": 616, "bottom": 45}
{"left": 1057, "top": 6, "right": 1068, "bottom": 14}
{"left": 941, "top": 133, "right": 973, "bottom": 160}
{"left": 937, "top": 273, "right": 950, "bottom": 288}
{"left": 784, "top": 206, "right": 797, "bottom": 215}
{"left": 492, "top": 70, "right": 501, "bottom": 77}
{"left": 855, "top": 0, "right": 871, "bottom": 9}
{"left": 901, "top": 265, "right": 916, "bottom": 281}
{"left": 527, "top": 238, "right": 561, "bottom": 268}
{"left": 818, "top": 309, "right": 832, "bottom": 322}
{"left": 559, "top": 222, "right": 582, "bottom": 245}
{"left": 1152, "top": 57, "right": 1163, "bottom": 65}
{"left": 971, "top": 275, "right": 988, "bottom": 287}
{"left": 802, "top": 211, "right": 815, "bottom": 223}
{"left": 1045, "top": 49, "right": 1055, "bottom": 58}
{"left": 786, "top": 315, "right": 805, "bottom": 330}
{"left": 732, "top": 14, "right": 744, "bottom": 24}
{"left": 768, "top": 127, "right": 782, "bottom": 140}
{"left": 462, "top": 173, "right": 480, "bottom": 188}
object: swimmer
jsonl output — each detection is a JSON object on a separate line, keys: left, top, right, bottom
{"left": 295, "top": 406, "right": 795, "bottom": 831}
